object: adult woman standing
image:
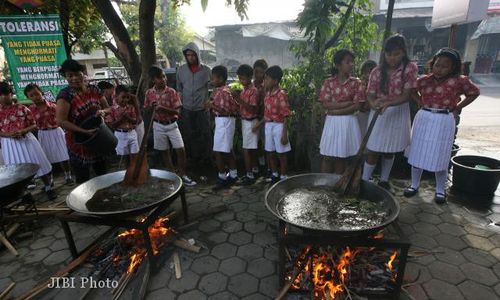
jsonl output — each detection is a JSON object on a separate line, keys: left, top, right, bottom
{"left": 56, "top": 59, "right": 110, "bottom": 183}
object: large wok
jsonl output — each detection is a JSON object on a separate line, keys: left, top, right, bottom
{"left": 66, "top": 169, "right": 182, "bottom": 217}
{"left": 0, "top": 163, "right": 39, "bottom": 204}
{"left": 265, "top": 173, "right": 400, "bottom": 236}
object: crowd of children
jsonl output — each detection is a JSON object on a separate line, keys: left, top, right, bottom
{"left": 0, "top": 33, "right": 480, "bottom": 203}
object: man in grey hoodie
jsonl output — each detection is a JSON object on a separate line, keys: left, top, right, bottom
{"left": 176, "top": 42, "right": 212, "bottom": 164}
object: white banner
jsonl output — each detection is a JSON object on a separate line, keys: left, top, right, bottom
{"left": 431, "top": 0, "right": 490, "bottom": 28}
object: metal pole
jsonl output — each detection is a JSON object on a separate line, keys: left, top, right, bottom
{"left": 384, "top": 0, "right": 396, "bottom": 42}
{"left": 448, "top": 24, "right": 457, "bottom": 48}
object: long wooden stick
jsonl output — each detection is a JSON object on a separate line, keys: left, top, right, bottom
{"left": 275, "top": 246, "right": 312, "bottom": 300}
{"left": 15, "top": 228, "right": 115, "bottom": 300}
{"left": 0, "top": 282, "right": 15, "bottom": 300}
{"left": 0, "top": 235, "right": 18, "bottom": 256}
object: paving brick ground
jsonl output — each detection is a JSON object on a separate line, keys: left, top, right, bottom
{"left": 1, "top": 163, "right": 499, "bottom": 300}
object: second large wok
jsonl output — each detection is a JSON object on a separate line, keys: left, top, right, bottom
{"left": 66, "top": 169, "right": 182, "bottom": 217}
{"left": 265, "top": 173, "right": 400, "bottom": 236}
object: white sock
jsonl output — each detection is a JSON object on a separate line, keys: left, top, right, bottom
{"left": 64, "top": 171, "right": 72, "bottom": 179}
{"left": 44, "top": 185, "right": 52, "bottom": 192}
{"left": 435, "top": 170, "right": 448, "bottom": 195}
{"left": 411, "top": 167, "right": 423, "bottom": 189}
{"left": 218, "top": 172, "right": 227, "bottom": 180}
{"left": 252, "top": 167, "right": 259, "bottom": 174}
{"left": 380, "top": 156, "right": 395, "bottom": 182}
{"left": 280, "top": 175, "right": 287, "bottom": 180}
{"left": 229, "top": 169, "right": 238, "bottom": 178}
{"left": 272, "top": 172, "right": 279, "bottom": 178}
{"left": 362, "top": 163, "right": 376, "bottom": 181}
{"left": 247, "top": 172, "right": 255, "bottom": 179}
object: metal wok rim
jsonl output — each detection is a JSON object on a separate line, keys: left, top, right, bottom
{"left": 264, "top": 173, "right": 400, "bottom": 235}
{"left": 0, "top": 163, "right": 39, "bottom": 189}
{"left": 66, "top": 169, "right": 182, "bottom": 216}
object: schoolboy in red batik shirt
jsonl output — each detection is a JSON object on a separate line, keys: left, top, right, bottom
{"left": 236, "top": 64, "right": 260, "bottom": 185}
{"left": 205, "top": 65, "right": 239, "bottom": 191}
{"left": 254, "top": 65, "right": 291, "bottom": 183}
{"left": 144, "top": 66, "right": 196, "bottom": 186}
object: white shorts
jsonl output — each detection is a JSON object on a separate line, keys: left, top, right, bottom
{"left": 153, "top": 121, "right": 185, "bottom": 151}
{"left": 114, "top": 130, "right": 139, "bottom": 155}
{"left": 241, "top": 119, "right": 259, "bottom": 149}
{"left": 213, "top": 117, "right": 236, "bottom": 153}
{"left": 265, "top": 122, "right": 291, "bottom": 154}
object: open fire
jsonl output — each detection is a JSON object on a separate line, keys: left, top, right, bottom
{"left": 283, "top": 231, "right": 403, "bottom": 300}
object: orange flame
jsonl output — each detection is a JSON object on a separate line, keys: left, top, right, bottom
{"left": 386, "top": 251, "right": 397, "bottom": 271}
{"left": 115, "top": 216, "right": 172, "bottom": 274}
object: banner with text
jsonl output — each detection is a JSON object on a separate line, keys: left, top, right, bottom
{"left": 0, "top": 14, "right": 67, "bottom": 102}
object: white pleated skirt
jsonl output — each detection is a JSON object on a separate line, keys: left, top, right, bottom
{"left": 366, "top": 103, "right": 411, "bottom": 153}
{"left": 408, "top": 109, "right": 455, "bottom": 172}
{"left": 1, "top": 132, "right": 52, "bottom": 177}
{"left": 357, "top": 111, "right": 370, "bottom": 137}
{"left": 320, "top": 115, "right": 361, "bottom": 158}
{"left": 38, "top": 127, "right": 69, "bottom": 163}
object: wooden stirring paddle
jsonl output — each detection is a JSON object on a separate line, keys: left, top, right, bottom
{"left": 333, "top": 108, "right": 382, "bottom": 196}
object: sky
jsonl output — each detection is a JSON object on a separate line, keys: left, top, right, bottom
{"left": 180, "top": 0, "right": 305, "bottom": 36}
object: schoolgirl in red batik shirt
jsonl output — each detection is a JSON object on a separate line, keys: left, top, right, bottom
{"left": 319, "top": 49, "right": 365, "bottom": 175}
{"left": 405, "top": 48, "right": 480, "bottom": 204}
{"left": 205, "top": 65, "right": 239, "bottom": 191}
{"left": 0, "top": 82, "right": 56, "bottom": 199}
{"left": 362, "top": 34, "right": 418, "bottom": 191}
{"left": 26, "top": 84, "right": 73, "bottom": 185}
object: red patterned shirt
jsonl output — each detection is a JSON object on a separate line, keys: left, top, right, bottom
{"left": 109, "top": 104, "right": 137, "bottom": 130}
{"left": 239, "top": 84, "right": 259, "bottom": 119}
{"left": 212, "top": 86, "right": 239, "bottom": 116}
{"left": 416, "top": 74, "right": 480, "bottom": 110}
{"left": 264, "top": 88, "right": 290, "bottom": 123}
{"left": 29, "top": 101, "right": 58, "bottom": 130}
{"left": 254, "top": 81, "right": 266, "bottom": 118}
{"left": 144, "top": 86, "right": 181, "bottom": 121}
{"left": 319, "top": 76, "right": 365, "bottom": 106}
{"left": 0, "top": 103, "right": 35, "bottom": 134}
{"left": 367, "top": 62, "right": 418, "bottom": 102}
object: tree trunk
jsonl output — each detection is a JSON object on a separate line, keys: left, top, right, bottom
{"left": 324, "top": 0, "right": 356, "bottom": 50}
{"left": 91, "top": 0, "right": 142, "bottom": 85}
{"left": 59, "top": 0, "right": 72, "bottom": 58}
{"left": 139, "top": 0, "right": 157, "bottom": 88}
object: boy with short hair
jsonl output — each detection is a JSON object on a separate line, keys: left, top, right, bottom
{"left": 108, "top": 85, "right": 139, "bottom": 166}
{"left": 255, "top": 65, "right": 291, "bottom": 183}
{"left": 252, "top": 59, "right": 269, "bottom": 175}
{"left": 205, "top": 65, "right": 239, "bottom": 190}
{"left": 97, "top": 81, "right": 115, "bottom": 107}
{"left": 236, "top": 64, "right": 260, "bottom": 185}
{"left": 144, "top": 66, "right": 196, "bottom": 186}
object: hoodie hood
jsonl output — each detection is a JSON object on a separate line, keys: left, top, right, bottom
{"left": 182, "top": 42, "right": 201, "bottom": 64}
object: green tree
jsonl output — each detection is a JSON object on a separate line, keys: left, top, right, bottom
{"left": 282, "top": 0, "right": 381, "bottom": 169}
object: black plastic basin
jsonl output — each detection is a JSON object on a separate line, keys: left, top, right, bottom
{"left": 451, "top": 155, "right": 500, "bottom": 195}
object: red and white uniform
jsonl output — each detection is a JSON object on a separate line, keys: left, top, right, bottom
{"left": 30, "top": 101, "right": 69, "bottom": 163}
{"left": 212, "top": 86, "right": 238, "bottom": 153}
{"left": 239, "top": 85, "right": 260, "bottom": 149}
{"left": 319, "top": 75, "right": 364, "bottom": 158}
{"left": 264, "top": 89, "right": 291, "bottom": 153}
{"left": 145, "top": 86, "right": 185, "bottom": 151}
{"left": 109, "top": 104, "right": 139, "bottom": 156}
{"left": 408, "top": 75, "right": 480, "bottom": 171}
{"left": 366, "top": 62, "right": 418, "bottom": 153}
{"left": 0, "top": 103, "right": 52, "bottom": 177}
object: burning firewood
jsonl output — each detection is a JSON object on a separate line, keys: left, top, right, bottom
{"left": 276, "top": 245, "right": 312, "bottom": 300}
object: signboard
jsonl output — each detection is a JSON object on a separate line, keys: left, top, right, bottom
{"left": 379, "top": 0, "right": 434, "bottom": 10}
{"left": 0, "top": 14, "right": 67, "bottom": 102}
{"left": 431, "top": 0, "right": 490, "bottom": 28}
{"left": 489, "top": 0, "right": 500, "bottom": 12}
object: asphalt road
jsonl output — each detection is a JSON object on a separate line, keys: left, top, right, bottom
{"left": 459, "top": 87, "right": 500, "bottom": 127}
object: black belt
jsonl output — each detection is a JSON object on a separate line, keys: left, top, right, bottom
{"left": 215, "top": 115, "right": 237, "bottom": 118}
{"left": 242, "top": 117, "right": 258, "bottom": 121}
{"left": 115, "top": 128, "right": 134, "bottom": 132}
{"left": 154, "top": 118, "right": 177, "bottom": 125}
{"left": 422, "top": 108, "right": 450, "bottom": 114}
{"left": 38, "top": 127, "right": 58, "bottom": 131}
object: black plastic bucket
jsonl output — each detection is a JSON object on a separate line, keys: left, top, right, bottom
{"left": 451, "top": 144, "right": 460, "bottom": 157}
{"left": 74, "top": 116, "right": 117, "bottom": 155}
{"left": 451, "top": 155, "right": 500, "bottom": 195}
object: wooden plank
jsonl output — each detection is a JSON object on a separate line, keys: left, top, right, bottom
{"left": 172, "top": 252, "right": 182, "bottom": 279}
{"left": 0, "top": 235, "right": 18, "bottom": 256}
{"left": 173, "top": 239, "right": 200, "bottom": 253}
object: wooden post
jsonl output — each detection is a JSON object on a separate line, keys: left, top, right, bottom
{"left": 448, "top": 24, "right": 458, "bottom": 48}
{"left": 384, "top": 0, "right": 396, "bottom": 42}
